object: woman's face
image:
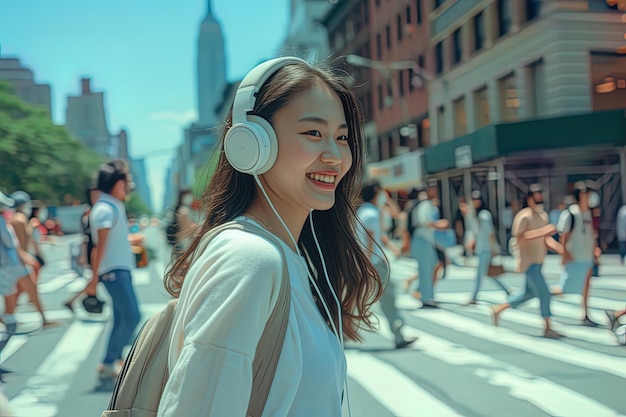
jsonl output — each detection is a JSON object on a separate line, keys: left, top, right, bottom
{"left": 262, "top": 84, "right": 353, "bottom": 213}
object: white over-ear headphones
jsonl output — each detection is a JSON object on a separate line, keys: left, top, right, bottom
{"left": 224, "top": 56, "right": 309, "bottom": 175}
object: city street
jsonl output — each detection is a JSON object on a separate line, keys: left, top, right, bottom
{"left": 1, "top": 228, "right": 625, "bottom": 417}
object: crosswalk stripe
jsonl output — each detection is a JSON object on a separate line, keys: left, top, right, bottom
{"left": 369, "top": 322, "right": 626, "bottom": 417}
{"left": 346, "top": 350, "right": 464, "bottom": 417}
{"left": 424, "top": 293, "right": 620, "bottom": 346}
{"left": 412, "top": 309, "right": 626, "bottom": 379}
{"left": 8, "top": 320, "right": 106, "bottom": 417}
{"left": 0, "top": 336, "right": 27, "bottom": 365}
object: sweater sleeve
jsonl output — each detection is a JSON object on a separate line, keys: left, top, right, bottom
{"left": 158, "top": 229, "right": 285, "bottom": 417}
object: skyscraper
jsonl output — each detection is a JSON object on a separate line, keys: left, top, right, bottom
{"left": 197, "top": 0, "right": 227, "bottom": 126}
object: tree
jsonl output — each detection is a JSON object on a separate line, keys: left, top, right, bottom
{"left": 0, "top": 82, "right": 103, "bottom": 205}
{"left": 125, "top": 193, "right": 152, "bottom": 218}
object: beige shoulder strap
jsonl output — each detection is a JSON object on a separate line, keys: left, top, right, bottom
{"left": 194, "top": 220, "right": 291, "bottom": 417}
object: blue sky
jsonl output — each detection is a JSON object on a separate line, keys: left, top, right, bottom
{"left": 0, "top": 0, "right": 291, "bottom": 211}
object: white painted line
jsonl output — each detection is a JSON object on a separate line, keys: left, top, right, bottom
{"left": 346, "top": 350, "right": 464, "bottom": 417}
{"left": 37, "top": 272, "right": 80, "bottom": 294}
{"left": 413, "top": 309, "right": 626, "bottom": 379}
{"left": 395, "top": 327, "right": 626, "bottom": 417}
{"left": 432, "top": 293, "right": 619, "bottom": 346}
{"left": 0, "top": 336, "right": 27, "bottom": 364}
{"left": 132, "top": 268, "right": 151, "bottom": 286}
{"left": 8, "top": 321, "right": 106, "bottom": 417}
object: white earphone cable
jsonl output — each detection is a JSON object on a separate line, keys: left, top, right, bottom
{"left": 251, "top": 174, "right": 351, "bottom": 416}
{"left": 308, "top": 211, "right": 352, "bottom": 417}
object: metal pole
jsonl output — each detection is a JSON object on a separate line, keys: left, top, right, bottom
{"left": 497, "top": 159, "right": 507, "bottom": 249}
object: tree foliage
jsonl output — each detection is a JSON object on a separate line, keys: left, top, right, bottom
{"left": 0, "top": 82, "right": 103, "bottom": 205}
{"left": 125, "top": 193, "right": 152, "bottom": 218}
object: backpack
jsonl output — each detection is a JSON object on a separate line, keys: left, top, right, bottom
{"left": 101, "top": 220, "right": 292, "bottom": 417}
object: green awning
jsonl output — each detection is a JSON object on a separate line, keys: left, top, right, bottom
{"left": 424, "top": 109, "right": 626, "bottom": 174}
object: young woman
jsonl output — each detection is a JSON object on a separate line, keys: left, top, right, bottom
{"left": 157, "top": 57, "right": 383, "bottom": 416}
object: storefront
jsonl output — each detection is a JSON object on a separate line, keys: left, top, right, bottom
{"left": 423, "top": 109, "right": 626, "bottom": 248}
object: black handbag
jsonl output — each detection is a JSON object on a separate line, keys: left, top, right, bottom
{"left": 82, "top": 295, "right": 106, "bottom": 314}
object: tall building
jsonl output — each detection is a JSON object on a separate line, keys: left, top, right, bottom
{"left": 65, "top": 78, "right": 112, "bottom": 157}
{"left": 422, "top": 0, "right": 626, "bottom": 246}
{"left": 130, "top": 158, "right": 153, "bottom": 211}
{"left": 282, "top": 0, "right": 333, "bottom": 62}
{"left": 197, "top": 0, "right": 227, "bottom": 126}
{"left": 323, "top": 0, "right": 431, "bottom": 191}
{"left": 0, "top": 47, "right": 52, "bottom": 118}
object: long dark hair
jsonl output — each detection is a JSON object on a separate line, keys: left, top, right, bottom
{"left": 164, "top": 60, "right": 383, "bottom": 341}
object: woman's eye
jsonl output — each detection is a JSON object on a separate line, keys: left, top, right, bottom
{"left": 303, "top": 130, "right": 322, "bottom": 137}
{"left": 336, "top": 135, "right": 349, "bottom": 142}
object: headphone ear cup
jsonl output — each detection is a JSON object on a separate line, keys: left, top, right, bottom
{"left": 224, "top": 115, "right": 278, "bottom": 175}
{"left": 246, "top": 115, "right": 278, "bottom": 174}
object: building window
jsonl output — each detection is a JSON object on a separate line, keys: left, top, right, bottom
{"left": 453, "top": 96, "right": 467, "bottom": 137}
{"left": 409, "top": 68, "right": 416, "bottom": 92}
{"left": 378, "top": 83, "right": 384, "bottom": 110}
{"left": 397, "top": 14, "right": 403, "bottom": 41}
{"left": 527, "top": 59, "right": 546, "bottom": 117}
{"left": 398, "top": 71, "right": 405, "bottom": 97}
{"left": 474, "top": 86, "right": 490, "bottom": 128}
{"left": 406, "top": 5, "right": 412, "bottom": 24}
{"left": 437, "top": 105, "right": 446, "bottom": 141}
{"left": 418, "top": 54, "right": 425, "bottom": 71}
{"left": 591, "top": 52, "right": 626, "bottom": 112}
{"left": 473, "top": 12, "right": 484, "bottom": 52}
{"left": 376, "top": 33, "right": 382, "bottom": 59}
{"left": 499, "top": 73, "right": 519, "bottom": 121}
{"left": 526, "top": 0, "right": 540, "bottom": 21}
{"left": 452, "top": 28, "right": 462, "bottom": 65}
{"left": 416, "top": 0, "right": 422, "bottom": 24}
{"left": 435, "top": 42, "right": 444, "bottom": 74}
{"left": 386, "top": 24, "right": 391, "bottom": 49}
{"left": 498, "top": 0, "right": 512, "bottom": 37}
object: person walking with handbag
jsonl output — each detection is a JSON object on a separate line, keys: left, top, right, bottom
{"left": 84, "top": 160, "right": 141, "bottom": 381}
{"left": 156, "top": 57, "right": 383, "bottom": 417}
{"left": 492, "top": 184, "right": 565, "bottom": 339}
{"left": 465, "top": 191, "right": 509, "bottom": 305}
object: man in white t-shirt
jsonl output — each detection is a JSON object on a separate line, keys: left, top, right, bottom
{"left": 357, "top": 181, "right": 417, "bottom": 349}
{"left": 85, "top": 160, "right": 141, "bottom": 380}
{"left": 555, "top": 181, "right": 601, "bottom": 327}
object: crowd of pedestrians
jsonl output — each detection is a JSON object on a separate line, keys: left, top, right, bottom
{"left": 0, "top": 159, "right": 143, "bottom": 390}
{"left": 371, "top": 179, "right": 624, "bottom": 341}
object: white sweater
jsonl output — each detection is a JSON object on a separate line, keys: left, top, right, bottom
{"left": 157, "top": 219, "right": 345, "bottom": 416}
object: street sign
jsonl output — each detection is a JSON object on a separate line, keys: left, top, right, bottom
{"left": 455, "top": 145, "right": 473, "bottom": 168}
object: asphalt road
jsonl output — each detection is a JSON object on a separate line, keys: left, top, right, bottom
{"left": 1, "top": 227, "right": 625, "bottom": 417}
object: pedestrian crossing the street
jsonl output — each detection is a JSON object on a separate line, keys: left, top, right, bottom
{"left": 1, "top": 254, "right": 625, "bottom": 417}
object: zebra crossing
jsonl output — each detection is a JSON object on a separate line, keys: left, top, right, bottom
{"left": 1, "top": 253, "right": 625, "bottom": 417}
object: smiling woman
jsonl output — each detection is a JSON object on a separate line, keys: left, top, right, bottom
{"left": 155, "top": 57, "right": 384, "bottom": 417}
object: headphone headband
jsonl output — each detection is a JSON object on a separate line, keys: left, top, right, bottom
{"left": 232, "top": 57, "right": 309, "bottom": 124}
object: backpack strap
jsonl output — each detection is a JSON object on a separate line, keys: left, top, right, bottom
{"left": 191, "top": 220, "right": 291, "bottom": 417}
{"left": 92, "top": 200, "right": 120, "bottom": 227}
{"left": 566, "top": 206, "right": 576, "bottom": 233}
